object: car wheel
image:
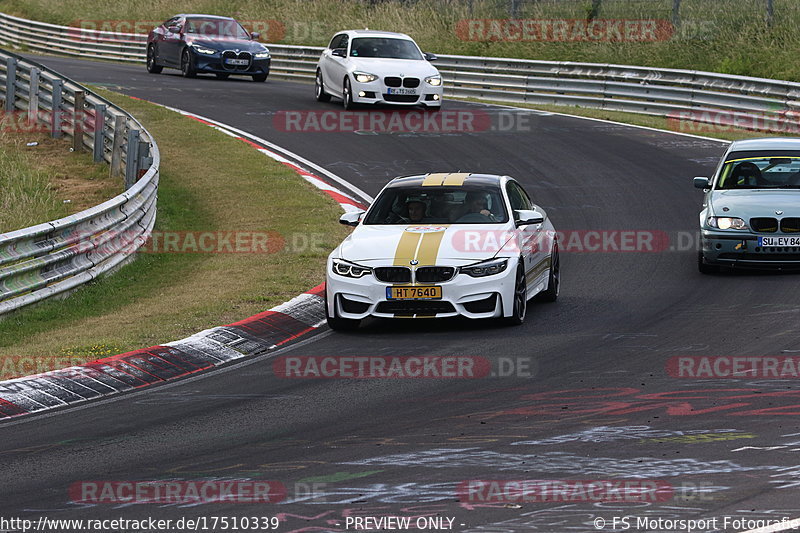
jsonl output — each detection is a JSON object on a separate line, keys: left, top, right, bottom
{"left": 146, "top": 45, "right": 163, "bottom": 74}
{"left": 505, "top": 261, "right": 527, "bottom": 326}
{"left": 315, "top": 69, "right": 331, "bottom": 102}
{"left": 698, "top": 251, "right": 719, "bottom": 274}
{"left": 535, "top": 244, "right": 560, "bottom": 302}
{"left": 326, "top": 294, "right": 361, "bottom": 331}
{"left": 342, "top": 77, "right": 355, "bottom": 110}
{"left": 181, "top": 49, "right": 196, "bottom": 78}
{"left": 252, "top": 73, "right": 268, "bottom": 82}
{"left": 425, "top": 105, "right": 441, "bottom": 113}
{"left": 215, "top": 73, "right": 230, "bottom": 80}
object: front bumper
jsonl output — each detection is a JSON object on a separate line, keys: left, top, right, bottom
{"left": 325, "top": 261, "right": 517, "bottom": 320}
{"left": 192, "top": 53, "right": 270, "bottom": 76}
{"left": 350, "top": 76, "right": 443, "bottom": 107}
{"left": 701, "top": 230, "right": 800, "bottom": 269}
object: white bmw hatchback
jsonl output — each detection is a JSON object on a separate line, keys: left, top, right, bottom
{"left": 315, "top": 30, "right": 443, "bottom": 110}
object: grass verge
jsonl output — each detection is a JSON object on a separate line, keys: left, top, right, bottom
{"left": 0, "top": 130, "right": 117, "bottom": 233}
{"left": 2, "top": 0, "right": 800, "bottom": 81}
{"left": 0, "top": 88, "right": 350, "bottom": 379}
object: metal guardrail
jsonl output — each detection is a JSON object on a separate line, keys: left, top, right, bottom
{"left": 0, "top": 48, "right": 159, "bottom": 316}
{"left": 0, "top": 12, "right": 146, "bottom": 62}
{"left": 3, "top": 11, "right": 800, "bottom": 132}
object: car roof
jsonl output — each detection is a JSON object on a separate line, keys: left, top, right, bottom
{"left": 175, "top": 14, "right": 237, "bottom": 20}
{"left": 728, "top": 137, "right": 800, "bottom": 152}
{"left": 337, "top": 29, "right": 415, "bottom": 40}
{"left": 385, "top": 173, "right": 509, "bottom": 189}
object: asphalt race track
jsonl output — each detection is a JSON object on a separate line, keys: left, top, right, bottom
{"left": 2, "top": 55, "right": 800, "bottom": 533}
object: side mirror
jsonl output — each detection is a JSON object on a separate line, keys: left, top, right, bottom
{"left": 331, "top": 48, "right": 347, "bottom": 58}
{"left": 515, "top": 209, "right": 544, "bottom": 226}
{"left": 424, "top": 52, "right": 437, "bottom": 61}
{"left": 339, "top": 210, "right": 364, "bottom": 227}
{"left": 694, "top": 176, "right": 711, "bottom": 189}
{"left": 250, "top": 31, "right": 261, "bottom": 41}
{"left": 167, "top": 25, "right": 181, "bottom": 34}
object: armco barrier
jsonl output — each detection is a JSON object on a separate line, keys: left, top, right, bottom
{"left": 0, "top": 48, "right": 159, "bottom": 316}
{"left": 2, "top": 11, "right": 800, "bottom": 130}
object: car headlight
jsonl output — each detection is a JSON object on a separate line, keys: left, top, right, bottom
{"left": 460, "top": 258, "right": 508, "bottom": 278}
{"left": 425, "top": 75, "right": 442, "bottom": 86}
{"left": 332, "top": 259, "right": 372, "bottom": 278}
{"left": 707, "top": 216, "right": 748, "bottom": 230}
{"left": 255, "top": 50, "right": 270, "bottom": 59}
{"left": 191, "top": 45, "right": 217, "bottom": 55}
{"left": 353, "top": 71, "right": 378, "bottom": 83}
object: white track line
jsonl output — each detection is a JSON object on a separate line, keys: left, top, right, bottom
{"left": 158, "top": 105, "right": 373, "bottom": 204}
{"left": 456, "top": 99, "right": 731, "bottom": 144}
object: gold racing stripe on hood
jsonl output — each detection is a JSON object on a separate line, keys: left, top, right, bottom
{"left": 416, "top": 229, "right": 448, "bottom": 266}
{"left": 393, "top": 227, "right": 449, "bottom": 266}
{"left": 393, "top": 231, "right": 423, "bottom": 266}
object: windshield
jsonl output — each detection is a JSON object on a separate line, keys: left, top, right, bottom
{"left": 350, "top": 37, "right": 423, "bottom": 60}
{"left": 364, "top": 186, "right": 508, "bottom": 225}
{"left": 716, "top": 156, "right": 800, "bottom": 189}
{"left": 184, "top": 18, "right": 250, "bottom": 39}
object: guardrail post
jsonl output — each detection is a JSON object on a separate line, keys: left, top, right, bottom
{"left": 51, "top": 78, "right": 63, "bottom": 138}
{"left": 766, "top": 0, "right": 774, "bottom": 27}
{"left": 124, "top": 128, "right": 140, "bottom": 189}
{"left": 588, "top": 0, "right": 602, "bottom": 20}
{"left": 672, "top": 0, "right": 682, "bottom": 28}
{"left": 92, "top": 103, "right": 106, "bottom": 162}
{"left": 27, "top": 68, "right": 39, "bottom": 124}
{"left": 110, "top": 115, "right": 125, "bottom": 177}
{"left": 5, "top": 57, "right": 16, "bottom": 112}
{"left": 137, "top": 139, "right": 150, "bottom": 178}
{"left": 72, "top": 90, "right": 85, "bottom": 152}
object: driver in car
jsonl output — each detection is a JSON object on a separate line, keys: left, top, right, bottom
{"left": 406, "top": 199, "right": 428, "bottom": 222}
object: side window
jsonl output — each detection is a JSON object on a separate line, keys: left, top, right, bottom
{"left": 339, "top": 35, "right": 349, "bottom": 53}
{"left": 329, "top": 34, "right": 348, "bottom": 51}
{"left": 328, "top": 34, "right": 344, "bottom": 50}
{"left": 506, "top": 182, "right": 532, "bottom": 211}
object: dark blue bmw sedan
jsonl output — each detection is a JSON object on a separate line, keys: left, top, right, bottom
{"left": 146, "top": 14, "right": 271, "bottom": 82}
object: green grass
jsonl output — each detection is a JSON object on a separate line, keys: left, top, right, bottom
{"left": 0, "top": 88, "right": 350, "bottom": 377}
{"left": 2, "top": 0, "right": 800, "bottom": 81}
{"left": 0, "top": 143, "right": 66, "bottom": 233}
{"left": 0, "top": 130, "right": 121, "bottom": 233}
